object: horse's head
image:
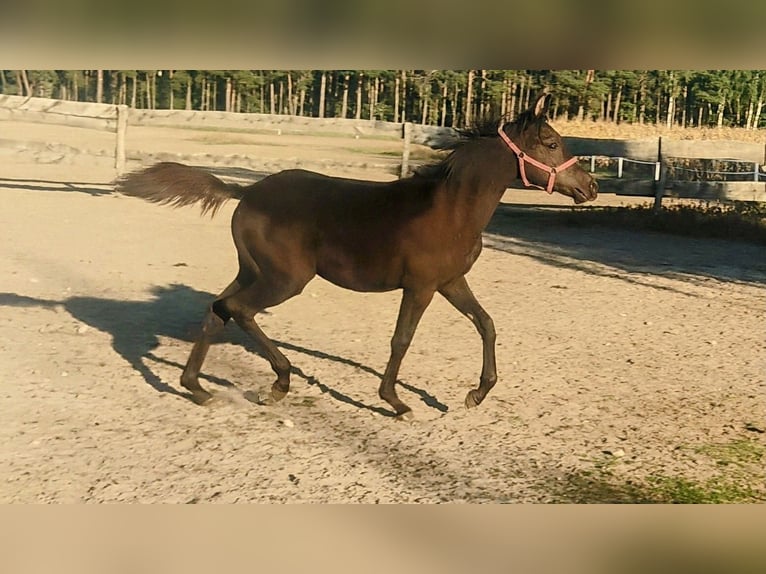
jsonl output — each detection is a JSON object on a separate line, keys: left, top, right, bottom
{"left": 500, "top": 92, "right": 598, "bottom": 204}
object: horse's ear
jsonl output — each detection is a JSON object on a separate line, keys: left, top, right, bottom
{"left": 532, "top": 89, "right": 551, "bottom": 118}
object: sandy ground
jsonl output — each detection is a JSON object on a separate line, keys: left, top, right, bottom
{"left": 1, "top": 120, "right": 764, "bottom": 503}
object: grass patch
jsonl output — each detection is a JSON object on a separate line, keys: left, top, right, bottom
{"left": 644, "top": 475, "right": 763, "bottom": 504}
{"left": 554, "top": 438, "right": 765, "bottom": 503}
{"left": 555, "top": 470, "right": 764, "bottom": 504}
{"left": 694, "top": 438, "right": 764, "bottom": 468}
{"left": 557, "top": 201, "right": 766, "bottom": 245}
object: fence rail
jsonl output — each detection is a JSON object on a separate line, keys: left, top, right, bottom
{"left": 2, "top": 94, "right": 765, "bottom": 203}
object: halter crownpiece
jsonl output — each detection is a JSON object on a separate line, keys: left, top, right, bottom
{"left": 497, "top": 125, "right": 579, "bottom": 194}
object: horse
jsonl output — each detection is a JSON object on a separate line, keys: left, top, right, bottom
{"left": 115, "top": 92, "right": 598, "bottom": 419}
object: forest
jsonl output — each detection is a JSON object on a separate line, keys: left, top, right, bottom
{"left": 2, "top": 70, "right": 765, "bottom": 130}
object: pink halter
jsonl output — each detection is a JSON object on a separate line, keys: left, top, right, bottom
{"left": 497, "top": 126, "right": 579, "bottom": 194}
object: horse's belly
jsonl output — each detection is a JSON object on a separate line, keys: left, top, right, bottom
{"left": 315, "top": 243, "right": 403, "bottom": 292}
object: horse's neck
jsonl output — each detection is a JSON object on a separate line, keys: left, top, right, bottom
{"left": 447, "top": 142, "right": 517, "bottom": 232}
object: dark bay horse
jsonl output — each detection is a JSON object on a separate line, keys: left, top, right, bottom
{"left": 115, "top": 92, "right": 598, "bottom": 418}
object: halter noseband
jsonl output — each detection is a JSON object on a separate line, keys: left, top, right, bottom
{"left": 497, "top": 125, "right": 578, "bottom": 194}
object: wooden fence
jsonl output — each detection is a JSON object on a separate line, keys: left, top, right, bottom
{"left": 561, "top": 136, "right": 766, "bottom": 204}
{"left": 2, "top": 94, "right": 765, "bottom": 203}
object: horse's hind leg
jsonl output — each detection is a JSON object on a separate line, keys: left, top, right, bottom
{"left": 218, "top": 276, "right": 310, "bottom": 403}
{"left": 180, "top": 279, "right": 241, "bottom": 405}
{"left": 438, "top": 275, "right": 497, "bottom": 409}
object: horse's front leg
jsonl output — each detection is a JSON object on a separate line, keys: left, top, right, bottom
{"left": 438, "top": 275, "right": 497, "bottom": 408}
{"left": 378, "top": 288, "right": 435, "bottom": 419}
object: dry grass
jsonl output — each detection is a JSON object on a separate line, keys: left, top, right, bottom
{"left": 553, "top": 119, "right": 766, "bottom": 144}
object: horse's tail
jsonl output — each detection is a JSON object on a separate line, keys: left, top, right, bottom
{"left": 115, "top": 162, "right": 245, "bottom": 217}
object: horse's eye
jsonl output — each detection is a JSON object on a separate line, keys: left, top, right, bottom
{"left": 547, "top": 143, "right": 558, "bottom": 150}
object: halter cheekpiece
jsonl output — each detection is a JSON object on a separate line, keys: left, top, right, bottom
{"left": 497, "top": 125, "right": 578, "bottom": 194}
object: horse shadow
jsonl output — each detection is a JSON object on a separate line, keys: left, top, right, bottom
{"left": 0, "top": 284, "right": 446, "bottom": 416}
{"left": 0, "top": 177, "right": 114, "bottom": 197}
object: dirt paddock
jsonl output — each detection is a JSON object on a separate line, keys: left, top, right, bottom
{"left": 1, "top": 123, "right": 764, "bottom": 503}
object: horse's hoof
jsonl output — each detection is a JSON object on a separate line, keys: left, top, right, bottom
{"left": 464, "top": 390, "right": 481, "bottom": 409}
{"left": 395, "top": 410, "right": 415, "bottom": 422}
{"left": 271, "top": 384, "right": 288, "bottom": 403}
{"left": 189, "top": 390, "right": 214, "bottom": 406}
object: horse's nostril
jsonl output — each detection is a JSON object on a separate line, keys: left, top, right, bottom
{"left": 590, "top": 180, "right": 599, "bottom": 194}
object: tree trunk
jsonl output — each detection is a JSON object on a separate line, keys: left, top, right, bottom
{"left": 508, "top": 80, "right": 517, "bottom": 119}
{"left": 519, "top": 76, "right": 527, "bottom": 116}
{"left": 167, "top": 70, "right": 174, "bottom": 110}
{"left": 440, "top": 81, "right": 448, "bottom": 127}
{"left": 666, "top": 94, "right": 675, "bottom": 128}
{"left": 655, "top": 91, "right": 662, "bottom": 125}
{"left": 269, "top": 82, "right": 275, "bottom": 114}
{"left": 22, "top": 70, "right": 31, "bottom": 96}
{"left": 394, "top": 75, "right": 400, "bottom": 123}
{"left": 225, "top": 77, "right": 232, "bottom": 112}
{"left": 464, "top": 69, "right": 474, "bottom": 127}
{"left": 479, "top": 69, "right": 487, "bottom": 118}
{"left": 355, "top": 72, "right": 363, "bottom": 120}
{"left": 753, "top": 99, "right": 763, "bottom": 130}
{"left": 604, "top": 90, "right": 611, "bottom": 122}
{"left": 665, "top": 71, "right": 675, "bottom": 128}
{"left": 318, "top": 71, "right": 326, "bottom": 118}
{"left": 612, "top": 83, "right": 622, "bottom": 123}
{"left": 152, "top": 72, "right": 158, "bottom": 109}
{"left": 96, "top": 69, "right": 104, "bottom": 103}
{"left": 500, "top": 82, "right": 507, "bottom": 118}
{"left": 186, "top": 76, "right": 192, "bottom": 110}
{"left": 716, "top": 97, "right": 726, "bottom": 128}
{"left": 287, "top": 72, "right": 294, "bottom": 115}
{"left": 524, "top": 79, "right": 532, "bottom": 109}
{"left": 631, "top": 88, "right": 637, "bottom": 123}
{"left": 369, "top": 76, "right": 377, "bottom": 121}
{"left": 341, "top": 73, "right": 350, "bottom": 118}
{"left": 18, "top": 70, "right": 31, "bottom": 96}
{"left": 145, "top": 72, "right": 151, "bottom": 109}
{"left": 452, "top": 79, "right": 460, "bottom": 127}
{"left": 400, "top": 70, "right": 407, "bottom": 123}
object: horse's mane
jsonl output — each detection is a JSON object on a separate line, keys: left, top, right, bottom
{"left": 413, "top": 111, "right": 545, "bottom": 181}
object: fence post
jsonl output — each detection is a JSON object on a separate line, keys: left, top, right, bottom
{"left": 617, "top": 157, "right": 624, "bottom": 178}
{"left": 400, "top": 122, "right": 412, "bottom": 178}
{"left": 653, "top": 136, "right": 665, "bottom": 211}
{"left": 115, "top": 104, "right": 129, "bottom": 175}
{"left": 755, "top": 163, "right": 760, "bottom": 182}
